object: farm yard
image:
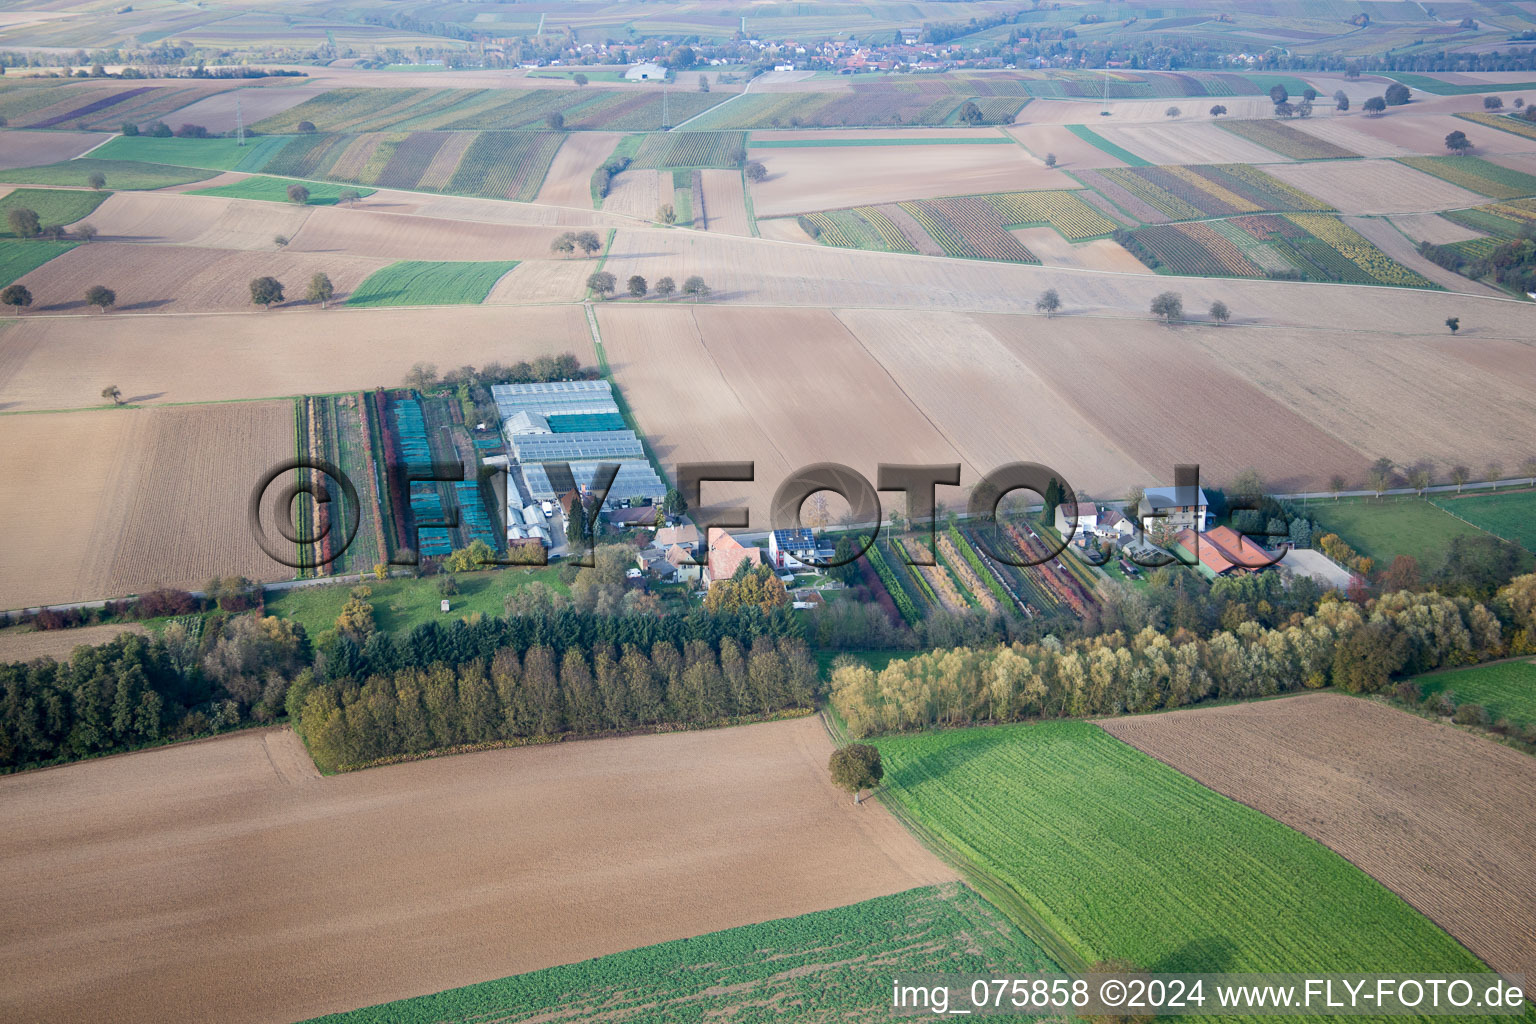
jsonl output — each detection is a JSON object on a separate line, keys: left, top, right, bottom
{"left": 0, "top": 716, "right": 952, "bottom": 1024}
{"left": 1102, "top": 694, "right": 1536, "bottom": 982}
{"left": 873, "top": 720, "right": 1488, "bottom": 980}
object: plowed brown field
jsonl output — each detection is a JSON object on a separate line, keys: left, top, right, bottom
{"left": 287, "top": 206, "right": 569, "bottom": 261}
{"left": 1099, "top": 122, "right": 1286, "bottom": 165}
{"left": 699, "top": 168, "right": 752, "bottom": 235}
{"left": 1102, "top": 693, "right": 1536, "bottom": 982}
{"left": 0, "top": 716, "right": 952, "bottom": 1024}
{"left": 67, "top": 192, "right": 315, "bottom": 247}
{"left": 533, "top": 131, "right": 620, "bottom": 209}
{"left": 1007, "top": 124, "right": 1129, "bottom": 168}
{"left": 0, "top": 623, "right": 146, "bottom": 661}
{"left": 0, "top": 129, "right": 109, "bottom": 169}
{"left": 1265, "top": 159, "right": 1483, "bottom": 214}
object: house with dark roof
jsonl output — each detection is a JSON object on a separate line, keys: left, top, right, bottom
{"left": 768, "top": 528, "right": 821, "bottom": 569}
{"left": 1142, "top": 485, "right": 1212, "bottom": 533}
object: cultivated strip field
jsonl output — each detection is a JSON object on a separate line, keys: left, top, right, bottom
{"left": 698, "top": 168, "right": 752, "bottom": 235}
{"left": 1101, "top": 693, "right": 1536, "bottom": 982}
{"left": 533, "top": 130, "right": 620, "bottom": 209}
{"left": 154, "top": 84, "right": 322, "bottom": 132}
{"left": 748, "top": 142, "right": 1070, "bottom": 217}
{"left": 286, "top": 206, "right": 568, "bottom": 261}
{"left": 0, "top": 716, "right": 952, "bottom": 1024}
{"left": 68, "top": 191, "right": 316, "bottom": 248}
{"left": 0, "top": 305, "right": 592, "bottom": 412}
{"left": 1265, "top": 159, "right": 1485, "bottom": 215}
{"left": 1097, "top": 122, "right": 1287, "bottom": 166}
{"left": 1006, "top": 123, "right": 1130, "bottom": 169}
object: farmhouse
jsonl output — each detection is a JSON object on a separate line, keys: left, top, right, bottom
{"left": 704, "top": 528, "right": 763, "bottom": 586}
{"left": 1172, "top": 525, "right": 1277, "bottom": 580}
{"left": 1054, "top": 501, "right": 1098, "bottom": 537}
{"left": 1142, "top": 484, "right": 1212, "bottom": 533}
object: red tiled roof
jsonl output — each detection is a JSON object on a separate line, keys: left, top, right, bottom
{"left": 706, "top": 528, "right": 763, "bottom": 583}
{"left": 1205, "top": 525, "right": 1276, "bottom": 569}
{"left": 1174, "top": 528, "right": 1235, "bottom": 575}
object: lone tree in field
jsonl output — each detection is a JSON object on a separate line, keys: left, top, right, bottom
{"left": 1445, "top": 315, "right": 1460, "bottom": 334}
{"left": 573, "top": 72, "right": 588, "bottom": 86}
{"left": 1484, "top": 95, "right": 1504, "bottom": 111}
{"left": 101, "top": 384, "right": 122, "bottom": 405}
{"left": 85, "top": 285, "right": 115, "bottom": 312}
{"left": 1363, "top": 96, "right": 1386, "bottom": 116}
{"left": 1150, "top": 291, "right": 1183, "bottom": 323}
{"left": 1165, "top": 105, "right": 1180, "bottom": 118}
{"left": 1445, "top": 130, "right": 1472, "bottom": 155}
{"left": 958, "top": 100, "right": 984, "bottom": 125}
{"left": 545, "top": 111, "right": 565, "bottom": 131}
{"left": 575, "top": 229, "right": 603, "bottom": 256}
{"left": 2, "top": 283, "right": 32, "bottom": 314}
{"left": 250, "top": 276, "right": 284, "bottom": 309}
{"left": 338, "top": 188, "right": 362, "bottom": 205}
{"left": 1209, "top": 299, "right": 1230, "bottom": 325}
{"left": 1209, "top": 104, "right": 1227, "bottom": 117}
{"left": 1302, "top": 87, "right": 1318, "bottom": 102}
{"left": 286, "top": 183, "right": 310, "bottom": 205}
{"left": 654, "top": 275, "right": 676, "bottom": 298}
{"left": 656, "top": 203, "right": 676, "bottom": 225}
{"left": 550, "top": 231, "right": 576, "bottom": 256}
{"left": 627, "top": 274, "right": 647, "bottom": 298}
{"left": 87, "top": 171, "right": 107, "bottom": 190}
{"left": 297, "top": 120, "right": 317, "bottom": 133}
{"left": 587, "top": 270, "right": 616, "bottom": 298}
{"left": 1045, "top": 151, "right": 1057, "bottom": 167}
{"left": 682, "top": 275, "right": 710, "bottom": 301}
{"left": 306, "top": 271, "right": 334, "bottom": 309}
{"left": 75, "top": 221, "right": 97, "bottom": 242}
{"left": 7, "top": 207, "right": 40, "bottom": 239}
{"left": 1035, "top": 288, "right": 1061, "bottom": 318}
{"left": 1274, "top": 100, "right": 1295, "bottom": 118}
{"left": 403, "top": 362, "right": 438, "bottom": 391}
{"left": 1269, "top": 84, "right": 1289, "bottom": 106}
{"left": 744, "top": 159, "right": 767, "bottom": 182}
{"left": 273, "top": 234, "right": 289, "bottom": 247}
{"left": 829, "top": 743, "right": 883, "bottom": 804}
{"left": 1385, "top": 83, "right": 1411, "bottom": 106}
{"left": 1333, "top": 90, "right": 1350, "bottom": 112}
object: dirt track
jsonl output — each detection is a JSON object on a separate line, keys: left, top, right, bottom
{"left": 0, "top": 716, "right": 952, "bottom": 1024}
{"left": 1101, "top": 693, "right": 1536, "bottom": 983}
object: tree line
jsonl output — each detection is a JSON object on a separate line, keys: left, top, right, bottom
{"left": 832, "top": 574, "right": 1536, "bottom": 738}
{"left": 292, "top": 634, "right": 818, "bottom": 772}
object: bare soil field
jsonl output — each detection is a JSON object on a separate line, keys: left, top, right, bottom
{"left": 1486, "top": 151, "right": 1536, "bottom": 178}
{"left": 1101, "top": 693, "right": 1536, "bottom": 982}
{"left": 698, "top": 168, "right": 752, "bottom": 235}
{"left": 1007, "top": 124, "right": 1129, "bottom": 169}
{"left": 751, "top": 127, "right": 1005, "bottom": 143}
{"left": 482, "top": 258, "right": 590, "bottom": 303}
{"left": 1265, "top": 159, "right": 1484, "bottom": 215}
{"left": 88, "top": 401, "right": 297, "bottom": 598}
{"left": 0, "top": 623, "right": 146, "bottom": 661}
{"left": 1342, "top": 111, "right": 1536, "bottom": 156}
{"left": 1097, "top": 122, "right": 1288, "bottom": 165}
{"left": 1389, "top": 212, "right": 1485, "bottom": 244}
{"left": 755, "top": 216, "right": 817, "bottom": 244}
{"left": 1010, "top": 227, "right": 1153, "bottom": 273}
{"left": 70, "top": 192, "right": 315, "bottom": 248}
{"left": 975, "top": 313, "right": 1370, "bottom": 492}
{"left": 0, "top": 409, "right": 138, "bottom": 609}
{"left": 17, "top": 242, "right": 388, "bottom": 314}
{"left": 0, "top": 716, "right": 951, "bottom": 1024}
{"left": 0, "top": 305, "right": 592, "bottom": 412}
{"left": 397, "top": 191, "right": 627, "bottom": 227}
{"left": 599, "top": 168, "right": 663, "bottom": 221}
{"left": 749, "top": 143, "right": 1071, "bottom": 217}
{"left": 155, "top": 83, "right": 321, "bottom": 132}
{"left": 287, "top": 206, "right": 569, "bottom": 261}
{"left": 1342, "top": 216, "right": 1505, "bottom": 295}
{"left": 834, "top": 308, "right": 1150, "bottom": 497}
{"left": 533, "top": 131, "right": 620, "bottom": 209}
{"left": 1288, "top": 117, "right": 1417, "bottom": 158}
{"left": 0, "top": 129, "right": 109, "bottom": 169}
{"left": 1026, "top": 97, "right": 1275, "bottom": 123}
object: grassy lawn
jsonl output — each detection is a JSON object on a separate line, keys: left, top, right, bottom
{"left": 187, "top": 175, "right": 375, "bottom": 205}
{"left": 0, "top": 238, "right": 75, "bottom": 286}
{"left": 0, "top": 158, "right": 218, "bottom": 190}
{"left": 0, "top": 188, "right": 110, "bottom": 234}
{"left": 265, "top": 567, "right": 567, "bottom": 636}
{"left": 813, "top": 648, "right": 914, "bottom": 678}
{"left": 1306, "top": 496, "right": 1488, "bottom": 571}
{"left": 875, "top": 721, "right": 1486, "bottom": 982}
{"left": 1430, "top": 487, "right": 1536, "bottom": 554}
{"left": 345, "top": 260, "right": 518, "bottom": 306}
{"left": 298, "top": 884, "right": 1052, "bottom": 1024}
{"left": 1416, "top": 658, "right": 1536, "bottom": 728}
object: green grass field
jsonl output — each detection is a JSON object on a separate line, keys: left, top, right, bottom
{"left": 1416, "top": 659, "right": 1536, "bottom": 728}
{"left": 1305, "top": 496, "right": 1488, "bottom": 570}
{"left": 89, "top": 134, "right": 290, "bottom": 172}
{"left": 345, "top": 259, "right": 517, "bottom": 307}
{"left": 0, "top": 188, "right": 109, "bottom": 235}
{"left": 1387, "top": 73, "right": 1536, "bottom": 96}
{"left": 186, "top": 175, "right": 375, "bottom": 205}
{"left": 264, "top": 567, "right": 567, "bottom": 637}
{"left": 298, "top": 883, "right": 1054, "bottom": 1024}
{"left": 0, "top": 238, "right": 76, "bottom": 287}
{"left": 874, "top": 721, "right": 1486, "bottom": 987}
{"left": 1064, "top": 124, "right": 1151, "bottom": 167}
{"left": 1430, "top": 488, "right": 1536, "bottom": 553}
{"left": 0, "top": 158, "right": 217, "bottom": 190}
